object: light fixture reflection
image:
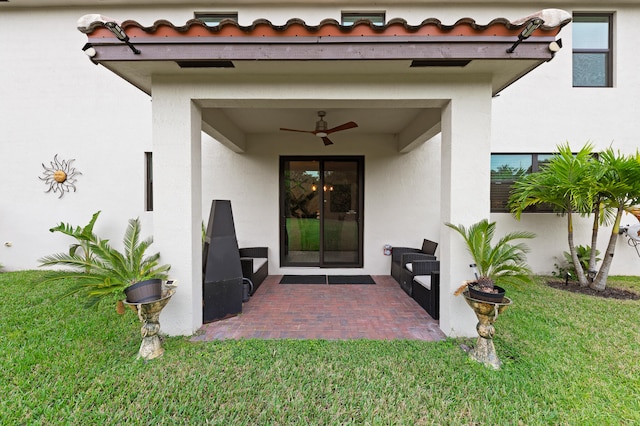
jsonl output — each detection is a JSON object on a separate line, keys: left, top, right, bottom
{"left": 310, "top": 184, "right": 334, "bottom": 192}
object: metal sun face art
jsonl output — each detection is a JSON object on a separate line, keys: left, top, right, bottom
{"left": 39, "top": 155, "right": 82, "bottom": 198}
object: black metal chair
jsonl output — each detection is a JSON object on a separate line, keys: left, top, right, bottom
{"left": 390, "top": 239, "right": 438, "bottom": 295}
{"left": 239, "top": 247, "right": 268, "bottom": 295}
{"left": 411, "top": 266, "right": 440, "bottom": 320}
{"left": 397, "top": 253, "right": 436, "bottom": 296}
{"left": 391, "top": 247, "right": 423, "bottom": 285}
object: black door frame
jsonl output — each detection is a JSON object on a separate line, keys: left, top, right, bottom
{"left": 279, "top": 155, "right": 364, "bottom": 268}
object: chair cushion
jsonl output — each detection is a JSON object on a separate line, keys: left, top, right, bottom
{"left": 405, "top": 263, "right": 413, "bottom": 272}
{"left": 421, "top": 239, "right": 438, "bottom": 255}
{"left": 413, "top": 275, "right": 432, "bottom": 290}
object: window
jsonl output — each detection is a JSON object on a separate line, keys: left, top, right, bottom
{"left": 490, "top": 154, "right": 554, "bottom": 213}
{"left": 573, "top": 13, "right": 613, "bottom": 87}
{"left": 145, "top": 152, "right": 153, "bottom": 212}
{"left": 341, "top": 11, "right": 385, "bottom": 26}
{"left": 194, "top": 12, "right": 238, "bottom": 27}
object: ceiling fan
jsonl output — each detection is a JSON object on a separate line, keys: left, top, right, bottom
{"left": 279, "top": 111, "right": 358, "bottom": 146}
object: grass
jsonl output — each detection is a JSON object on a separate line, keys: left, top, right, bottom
{"left": 286, "top": 218, "right": 358, "bottom": 251}
{"left": 603, "top": 275, "right": 640, "bottom": 294}
{"left": 1, "top": 271, "right": 639, "bottom": 424}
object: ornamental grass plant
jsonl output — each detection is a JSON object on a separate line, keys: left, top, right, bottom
{"left": 1, "top": 271, "right": 639, "bottom": 424}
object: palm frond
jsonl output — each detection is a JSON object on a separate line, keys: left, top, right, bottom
{"left": 41, "top": 213, "right": 170, "bottom": 307}
{"left": 446, "top": 219, "right": 535, "bottom": 287}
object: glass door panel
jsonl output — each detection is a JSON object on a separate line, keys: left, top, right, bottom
{"left": 282, "top": 160, "right": 320, "bottom": 265}
{"left": 281, "top": 157, "right": 363, "bottom": 267}
{"left": 322, "top": 160, "right": 359, "bottom": 265}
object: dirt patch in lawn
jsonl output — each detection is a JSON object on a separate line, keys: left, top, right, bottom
{"left": 546, "top": 280, "right": 640, "bottom": 301}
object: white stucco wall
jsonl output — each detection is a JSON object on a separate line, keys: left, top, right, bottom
{"left": 0, "top": 8, "right": 156, "bottom": 270}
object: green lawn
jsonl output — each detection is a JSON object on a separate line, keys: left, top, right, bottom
{"left": 286, "top": 218, "right": 358, "bottom": 251}
{"left": 1, "top": 271, "right": 639, "bottom": 424}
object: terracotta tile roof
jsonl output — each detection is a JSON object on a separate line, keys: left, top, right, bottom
{"left": 79, "top": 13, "right": 570, "bottom": 40}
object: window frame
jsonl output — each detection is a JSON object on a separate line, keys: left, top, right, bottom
{"left": 145, "top": 152, "right": 153, "bottom": 212}
{"left": 341, "top": 11, "right": 386, "bottom": 26}
{"left": 194, "top": 12, "right": 239, "bottom": 27}
{"left": 490, "top": 153, "right": 555, "bottom": 213}
{"left": 572, "top": 12, "right": 614, "bottom": 88}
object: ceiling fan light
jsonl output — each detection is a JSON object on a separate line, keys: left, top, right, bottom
{"left": 316, "top": 132, "right": 328, "bottom": 137}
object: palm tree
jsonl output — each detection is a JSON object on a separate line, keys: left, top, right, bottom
{"left": 590, "top": 149, "right": 640, "bottom": 290}
{"left": 509, "top": 143, "right": 596, "bottom": 287}
{"left": 446, "top": 219, "right": 535, "bottom": 292}
{"left": 584, "top": 157, "right": 614, "bottom": 281}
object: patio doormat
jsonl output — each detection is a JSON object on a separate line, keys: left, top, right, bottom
{"left": 279, "top": 275, "right": 327, "bottom": 284}
{"left": 327, "top": 275, "right": 375, "bottom": 285}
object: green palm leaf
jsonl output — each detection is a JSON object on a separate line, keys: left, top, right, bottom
{"left": 40, "top": 213, "right": 170, "bottom": 307}
{"left": 446, "top": 219, "right": 534, "bottom": 288}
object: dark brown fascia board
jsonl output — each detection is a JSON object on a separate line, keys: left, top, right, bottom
{"left": 87, "top": 39, "right": 557, "bottom": 62}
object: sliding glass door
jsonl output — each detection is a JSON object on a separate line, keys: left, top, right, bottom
{"left": 280, "top": 157, "right": 363, "bottom": 267}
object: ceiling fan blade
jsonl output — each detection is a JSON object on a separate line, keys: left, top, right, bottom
{"left": 321, "top": 136, "right": 334, "bottom": 146}
{"left": 325, "top": 121, "right": 358, "bottom": 134}
{"left": 279, "top": 127, "right": 315, "bottom": 134}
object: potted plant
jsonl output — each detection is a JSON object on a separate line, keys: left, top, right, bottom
{"left": 446, "top": 219, "right": 535, "bottom": 302}
{"left": 40, "top": 212, "right": 170, "bottom": 311}
{"left": 446, "top": 219, "right": 535, "bottom": 369}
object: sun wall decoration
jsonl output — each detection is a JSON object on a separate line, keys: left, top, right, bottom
{"left": 39, "top": 154, "right": 82, "bottom": 198}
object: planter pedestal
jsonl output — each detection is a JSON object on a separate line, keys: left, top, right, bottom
{"left": 124, "top": 288, "right": 175, "bottom": 360}
{"left": 463, "top": 290, "right": 512, "bottom": 370}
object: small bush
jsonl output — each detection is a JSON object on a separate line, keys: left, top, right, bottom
{"left": 553, "top": 245, "right": 600, "bottom": 279}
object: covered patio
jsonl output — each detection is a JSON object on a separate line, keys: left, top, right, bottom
{"left": 77, "top": 9, "right": 570, "bottom": 338}
{"left": 192, "top": 275, "right": 446, "bottom": 340}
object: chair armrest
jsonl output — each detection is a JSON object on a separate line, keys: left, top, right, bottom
{"left": 240, "top": 258, "right": 254, "bottom": 278}
{"left": 239, "top": 247, "right": 268, "bottom": 258}
{"left": 401, "top": 253, "right": 436, "bottom": 267}
{"left": 411, "top": 260, "right": 440, "bottom": 275}
{"left": 392, "top": 247, "right": 421, "bottom": 262}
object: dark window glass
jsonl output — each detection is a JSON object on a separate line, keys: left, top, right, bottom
{"left": 195, "top": 12, "right": 238, "bottom": 27}
{"left": 573, "top": 14, "right": 612, "bottom": 87}
{"left": 490, "top": 154, "right": 555, "bottom": 213}
{"left": 145, "top": 152, "right": 153, "bottom": 212}
{"left": 341, "top": 12, "right": 385, "bottom": 26}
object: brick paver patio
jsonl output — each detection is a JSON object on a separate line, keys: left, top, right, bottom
{"left": 192, "top": 275, "right": 445, "bottom": 341}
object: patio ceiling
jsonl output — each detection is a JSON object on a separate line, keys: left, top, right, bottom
{"left": 77, "top": 10, "right": 570, "bottom": 150}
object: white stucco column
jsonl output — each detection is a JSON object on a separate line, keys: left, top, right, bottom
{"left": 152, "top": 90, "right": 203, "bottom": 336}
{"left": 439, "top": 85, "right": 492, "bottom": 337}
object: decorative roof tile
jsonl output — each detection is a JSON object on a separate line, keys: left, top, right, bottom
{"left": 78, "top": 11, "right": 570, "bottom": 39}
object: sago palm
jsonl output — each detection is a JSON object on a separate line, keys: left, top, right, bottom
{"left": 446, "top": 219, "right": 535, "bottom": 291}
{"left": 40, "top": 216, "right": 170, "bottom": 307}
